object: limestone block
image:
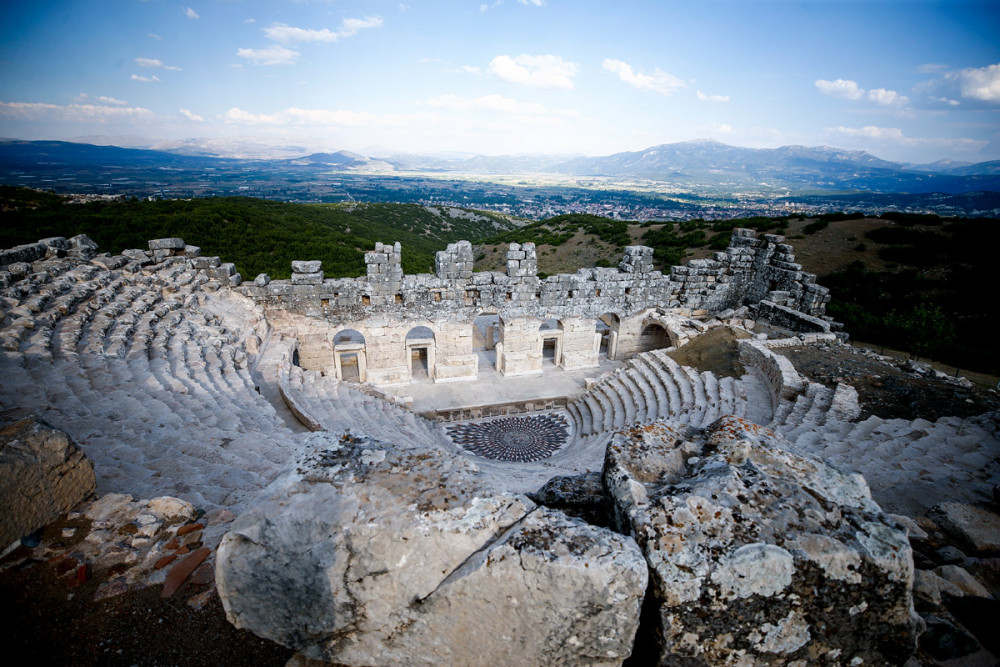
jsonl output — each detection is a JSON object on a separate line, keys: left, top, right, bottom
{"left": 148, "top": 237, "right": 185, "bottom": 251}
{"left": 122, "top": 248, "right": 153, "bottom": 265}
{"left": 191, "top": 256, "right": 221, "bottom": 270}
{"left": 929, "top": 503, "right": 1000, "bottom": 555}
{"left": 67, "top": 234, "right": 99, "bottom": 260}
{"left": 0, "top": 419, "right": 96, "bottom": 548}
{"left": 217, "top": 433, "right": 647, "bottom": 666}
{"left": 292, "top": 260, "right": 322, "bottom": 274}
{"left": 291, "top": 271, "right": 323, "bottom": 286}
{"left": 184, "top": 245, "right": 201, "bottom": 258}
{"left": 254, "top": 273, "right": 271, "bottom": 286}
{"left": 208, "top": 263, "right": 237, "bottom": 279}
{"left": 152, "top": 249, "right": 172, "bottom": 263}
{"left": 604, "top": 417, "right": 918, "bottom": 666}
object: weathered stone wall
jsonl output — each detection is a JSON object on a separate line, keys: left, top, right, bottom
{"left": 237, "top": 229, "right": 835, "bottom": 383}
{"left": 0, "top": 418, "right": 97, "bottom": 547}
{"left": 238, "top": 229, "right": 832, "bottom": 329}
{"left": 737, "top": 338, "right": 806, "bottom": 405}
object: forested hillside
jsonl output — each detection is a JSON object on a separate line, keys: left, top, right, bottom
{"left": 0, "top": 187, "right": 514, "bottom": 279}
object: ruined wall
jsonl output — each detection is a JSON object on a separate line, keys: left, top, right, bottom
{"left": 240, "top": 229, "right": 831, "bottom": 326}
{"left": 238, "top": 229, "right": 836, "bottom": 383}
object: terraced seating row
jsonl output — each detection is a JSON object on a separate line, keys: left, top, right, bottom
{"left": 781, "top": 411, "right": 1000, "bottom": 516}
{"left": 0, "top": 249, "right": 304, "bottom": 511}
{"left": 567, "top": 349, "right": 749, "bottom": 436}
{"left": 278, "top": 360, "right": 454, "bottom": 452}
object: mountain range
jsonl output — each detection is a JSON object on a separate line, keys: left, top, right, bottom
{"left": 2, "top": 137, "right": 999, "bottom": 196}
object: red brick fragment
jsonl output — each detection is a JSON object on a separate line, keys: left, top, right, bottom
{"left": 68, "top": 562, "right": 88, "bottom": 588}
{"left": 161, "top": 547, "right": 211, "bottom": 598}
{"left": 189, "top": 562, "right": 214, "bottom": 585}
{"left": 164, "top": 536, "right": 181, "bottom": 550}
{"left": 176, "top": 523, "right": 204, "bottom": 536}
{"left": 154, "top": 554, "right": 178, "bottom": 570}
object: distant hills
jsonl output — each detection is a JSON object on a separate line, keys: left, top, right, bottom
{"left": 2, "top": 137, "right": 999, "bottom": 198}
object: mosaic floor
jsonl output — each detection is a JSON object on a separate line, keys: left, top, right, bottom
{"left": 446, "top": 413, "right": 570, "bottom": 462}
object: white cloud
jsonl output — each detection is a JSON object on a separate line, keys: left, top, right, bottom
{"left": 815, "top": 78, "right": 864, "bottom": 100}
{"left": 244, "top": 18, "right": 256, "bottom": 24}
{"left": 518, "top": 0, "right": 544, "bottom": 5}
{"left": 457, "top": 65, "right": 482, "bottom": 75}
{"left": 98, "top": 96, "right": 128, "bottom": 106}
{"left": 426, "top": 93, "right": 577, "bottom": 117}
{"left": 831, "top": 125, "right": 905, "bottom": 140}
{"left": 224, "top": 106, "right": 415, "bottom": 128}
{"left": 816, "top": 78, "right": 908, "bottom": 108}
{"left": 134, "top": 57, "right": 182, "bottom": 71}
{"left": 929, "top": 96, "right": 960, "bottom": 107}
{"left": 236, "top": 45, "right": 300, "bottom": 66}
{"left": 915, "top": 63, "right": 1000, "bottom": 109}
{"left": 148, "top": 33, "right": 162, "bottom": 40}
{"left": 0, "top": 100, "right": 154, "bottom": 121}
{"left": 179, "top": 108, "right": 204, "bottom": 122}
{"left": 264, "top": 17, "right": 383, "bottom": 43}
{"left": 828, "top": 125, "right": 987, "bottom": 152}
{"left": 954, "top": 63, "right": 1000, "bottom": 102}
{"left": 866, "top": 88, "right": 908, "bottom": 107}
{"left": 602, "top": 59, "right": 686, "bottom": 95}
{"left": 130, "top": 74, "right": 161, "bottom": 82}
{"left": 916, "top": 63, "right": 948, "bottom": 74}
{"left": 185, "top": 7, "right": 199, "bottom": 19}
{"left": 489, "top": 54, "right": 579, "bottom": 90}
{"left": 696, "top": 90, "right": 730, "bottom": 103}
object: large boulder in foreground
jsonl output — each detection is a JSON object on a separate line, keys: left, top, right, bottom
{"left": 216, "top": 433, "right": 647, "bottom": 666}
{"left": 605, "top": 417, "right": 918, "bottom": 665}
{"left": 0, "top": 418, "right": 96, "bottom": 547}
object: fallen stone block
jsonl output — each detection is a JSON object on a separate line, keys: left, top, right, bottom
{"left": 0, "top": 418, "right": 96, "bottom": 548}
{"left": 604, "top": 417, "right": 918, "bottom": 666}
{"left": 148, "top": 238, "right": 185, "bottom": 251}
{"left": 929, "top": 503, "right": 1000, "bottom": 555}
{"left": 292, "top": 260, "right": 322, "bottom": 274}
{"left": 217, "top": 433, "right": 647, "bottom": 666}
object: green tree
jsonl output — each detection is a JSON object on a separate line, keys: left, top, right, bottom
{"left": 886, "top": 303, "right": 956, "bottom": 361}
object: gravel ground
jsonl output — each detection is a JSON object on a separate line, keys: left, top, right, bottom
{"left": 0, "top": 512, "right": 292, "bottom": 667}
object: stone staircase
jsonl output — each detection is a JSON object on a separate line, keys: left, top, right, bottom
{"left": 566, "top": 349, "right": 748, "bottom": 436}
{"left": 277, "top": 361, "right": 455, "bottom": 453}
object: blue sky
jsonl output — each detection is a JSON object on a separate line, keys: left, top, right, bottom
{"left": 1, "top": 0, "right": 998, "bottom": 163}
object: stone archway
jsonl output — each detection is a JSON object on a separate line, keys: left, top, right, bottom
{"left": 333, "top": 329, "right": 367, "bottom": 383}
{"left": 405, "top": 325, "right": 436, "bottom": 382}
{"left": 637, "top": 321, "right": 672, "bottom": 353}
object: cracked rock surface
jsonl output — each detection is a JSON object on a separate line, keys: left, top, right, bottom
{"left": 215, "top": 432, "right": 647, "bottom": 666}
{"left": 605, "top": 416, "right": 919, "bottom": 666}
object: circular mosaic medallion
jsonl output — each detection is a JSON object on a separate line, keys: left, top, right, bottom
{"left": 446, "top": 413, "right": 569, "bottom": 462}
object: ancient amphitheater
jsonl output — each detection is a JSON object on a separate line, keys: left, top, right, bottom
{"left": 1, "top": 229, "right": 998, "bottom": 665}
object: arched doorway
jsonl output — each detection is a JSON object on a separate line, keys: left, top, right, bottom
{"left": 405, "top": 325, "right": 436, "bottom": 382}
{"left": 637, "top": 321, "right": 672, "bottom": 353}
{"left": 539, "top": 319, "right": 564, "bottom": 368}
{"left": 333, "top": 329, "right": 367, "bottom": 383}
